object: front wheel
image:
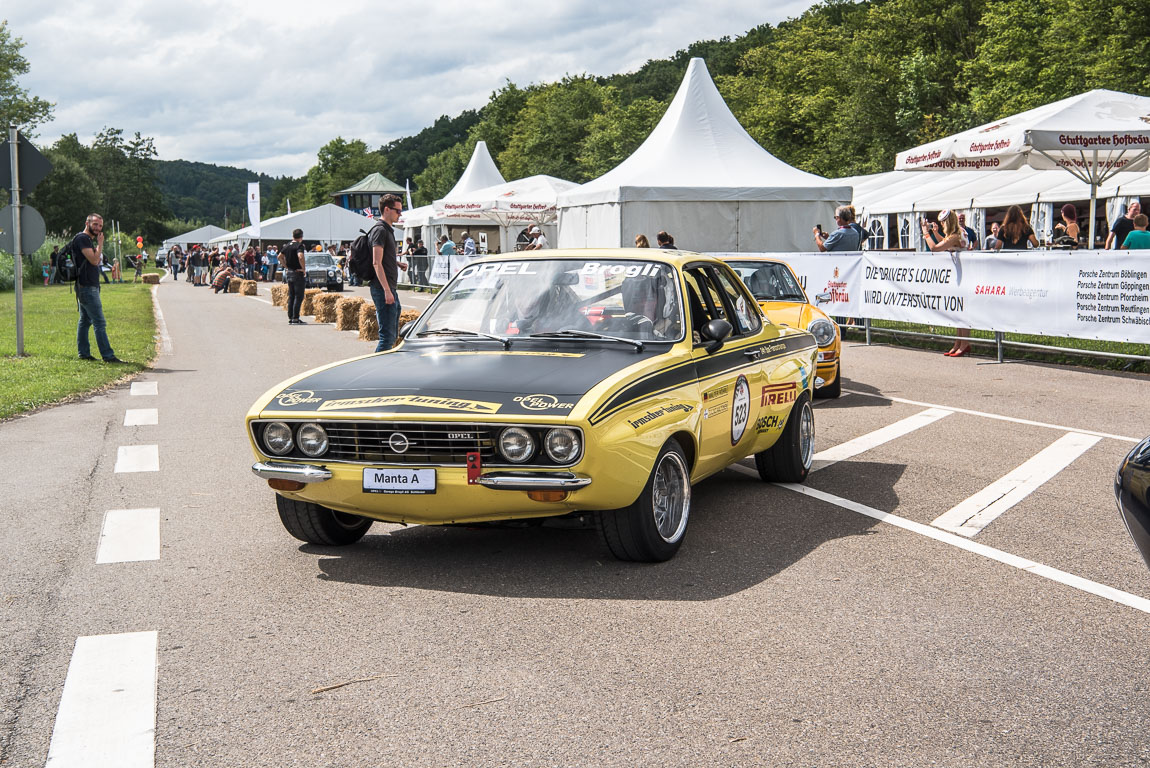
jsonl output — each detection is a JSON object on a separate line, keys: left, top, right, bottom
{"left": 598, "top": 440, "right": 692, "bottom": 562}
{"left": 755, "top": 391, "right": 814, "bottom": 483}
{"left": 276, "top": 494, "right": 372, "bottom": 545}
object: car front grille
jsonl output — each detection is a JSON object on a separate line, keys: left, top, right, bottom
{"left": 322, "top": 421, "right": 496, "bottom": 464}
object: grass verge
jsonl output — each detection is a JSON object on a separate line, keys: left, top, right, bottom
{"left": 0, "top": 282, "right": 158, "bottom": 420}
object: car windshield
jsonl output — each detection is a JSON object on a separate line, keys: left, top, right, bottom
{"left": 414, "top": 258, "right": 684, "bottom": 342}
{"left": 726, "top": 261, "right": 808, "bottom": 302}
{"left": 309, "top": 253, "right": 335, "bottom": 268}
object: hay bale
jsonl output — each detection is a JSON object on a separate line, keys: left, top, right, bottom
{"left": 314, "top": 293, "right": 340, "bottom": 323}
{"left": 300, "top": 288, "right": 322, "bottom": 316}
{"left": 270, "top": 284, "right": 288, "bottom": 307}
{"left": 398, "top": 309, "right": 421, "bottom": 333}
{"left": 358, "top": 302, "right": 378, "bottom": 342}
{"left": 240, "top": 280, "right": 257, "bottom": 296}
{"left": 142, "top": 273, "right": 160, "bottom": 285}
{"left": 227, "top": 278, "right": 242, "bottom": 293}
{"left": 335, "top": 297, "right": 365, "bottom": 331}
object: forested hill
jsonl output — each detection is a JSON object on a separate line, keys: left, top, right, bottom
{"left": 152, "top": 160, "right": 278, "bottom": 226}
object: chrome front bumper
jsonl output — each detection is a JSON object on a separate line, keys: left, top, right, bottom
{"left": 252, "top": 461, "right": 333, "bottom": 483}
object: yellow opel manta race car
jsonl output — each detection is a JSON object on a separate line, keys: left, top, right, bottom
{"left": 248, "top": 249, "right": 818, "bottom": 562}
{"left": 722, "top": 256, "right": 841, "bottom": 398}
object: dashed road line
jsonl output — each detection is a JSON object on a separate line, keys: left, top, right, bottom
{"left": 932, "top": 431, "right": 1102, "bottom": 536}
{"left": 96, "top": 509, "right": 160, "bottom": 563}
{"left": 123, "top": 409, "right": 158, "bottom": 426}
{"left": 812, "top": 407, "right": 952, "bottom": 471}
{"left": 727, "top": 464, "right": 1150, "bottom": 616}
{"left": 129, "top": 381, "right": 157, "bottom": 397}
{"left": 843, "top": 388, "right": 1140, "bottom": 443}
{"left": 45, "top": 631, "right": 157, "bottom": 768}
{"left": 114, "top": 446, "right": 159, "bottom": 473}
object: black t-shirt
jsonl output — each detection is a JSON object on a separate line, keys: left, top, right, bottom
{"left": 281, "top": 241, "right": 305, "bottom": 271}
{"left": 413, "top": 246, "right": 428, "bottom": 256}
{"left": 999, "top": 224, "right": 1034, "bottom": 251}
{"left": 367, "top": 222, "right": 398, "bottom": 290}
{"left": 1111, "top": 217, "right": 1135, "bottom": 249}
{"left": 73, "top": 232, "right": 101, "bottom": 287}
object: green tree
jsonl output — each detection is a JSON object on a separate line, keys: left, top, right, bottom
{"left": 577, "top": 97, "right": 667, "bottom": 179}
{"left": 498, "top": 77, "right": 613, "bottom": 181}
{"left": 27, "top": 150, "right": 101, "bottom": 235}
{"left": 0, "top": 21, "right": 53, "bottom": 133}
{"left": 301, "top": 137, "right": 388, "bottom": 209}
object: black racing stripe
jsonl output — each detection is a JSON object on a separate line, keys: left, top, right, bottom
{"left": 589, "top": 333, "right": 815, "bottom": 424}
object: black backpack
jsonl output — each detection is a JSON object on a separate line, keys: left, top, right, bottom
{"left": 349, "top": 223, "right": 383, "bottom": 281}
{"left": 56, "top": 235, "right": 79, "bottom": 283}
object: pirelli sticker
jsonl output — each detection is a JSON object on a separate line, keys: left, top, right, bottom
{"left": 761, "top": 382, "right": 798, "bottom": 407}
{"left": 318, "top": 395, "right": 502, "bottom": 413}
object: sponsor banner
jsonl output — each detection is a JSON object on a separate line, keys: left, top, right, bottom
{"left": 247, "top": 183, "right": 261, "bottom": 238}
{"left": 712, "top": 251, "right": 1150, "bottom": 344}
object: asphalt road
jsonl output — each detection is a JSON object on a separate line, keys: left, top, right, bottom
{"left": 2, "top": 277, "right": 1148, "bottom": 767}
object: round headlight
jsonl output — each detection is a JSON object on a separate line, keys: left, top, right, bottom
{"left": 327, "top": 269, "right": 335, "bottom": 278}
{"left": 808, "top": 318, "right": 837, "bottom": 347}
{"left": 499, "top": 427, "right": 535, "bottom": 463}
{"left": 544, "top": 428, "right": 581, "bottom": 464}
{"left": 297, "top": 423, "right": 329, "bottom": 457}
{"left": 263, "top": 422, "right": 294, "bottom": 455}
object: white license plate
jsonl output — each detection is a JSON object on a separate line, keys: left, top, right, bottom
{"left": 362, "top": 467, "right": 436, "bottom": 494}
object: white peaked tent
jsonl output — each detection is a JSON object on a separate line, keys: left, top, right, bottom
{"left": 399, "top": 141, "right": 506, "bottom": 231}
{"left": 208, "top": 204, "right": 376, "bottom": 247}
{"left": 557, "top": 58, "right": 851, "bottom": 251}
{"left": 163, "top": 224, "right": 229, "bottom": 249}
{"left": 895, "top": 89, "right": 1150, "bottom": 243}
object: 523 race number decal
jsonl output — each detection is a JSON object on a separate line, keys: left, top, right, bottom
{"left": 731, "top": 375, "right": 750, "bottom": 445}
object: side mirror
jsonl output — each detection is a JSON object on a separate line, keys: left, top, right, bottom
{"left": 814, "top": 292, "right": 832, "bottom": 305}
{"left": 399, "top": 322, "right": 415, "bottom": 339}
{"left": 700, "top": 318, "right": 733, "bottom": 353}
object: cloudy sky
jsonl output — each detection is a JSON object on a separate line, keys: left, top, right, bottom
{"left": 7, "top": 0, "right": 817, "bottom": 178}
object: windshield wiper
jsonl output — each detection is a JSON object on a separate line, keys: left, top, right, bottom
{"left": 416, "top": 327, "right": 511, "bottom": 349}
{"left": 528, "top": 328, "right": 644, "bottom": 352}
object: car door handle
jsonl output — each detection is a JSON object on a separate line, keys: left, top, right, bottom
{"left": 744, "top": 348, "right": 763, "bottom": 360}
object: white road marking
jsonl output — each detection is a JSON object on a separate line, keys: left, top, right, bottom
{"left": 843, "top": 388, "right": 1140, "bottom": 443}
{"left": 123, "top": 409, "right": 158, "bottom": 426}
{"left": 45, "top": 631, "right": 157, "bottom": 768}
{"left": 96, "top": 509, "right": 160, "bottom": 563}
{"left": 151, "top": 286, "right": 172, "bottom": 355}
{"left": 727, "top": 464, "right": 1150, "bottom": 616}
{"left": 812, "top": 407, "right": 952, "bottom": 471}
{"left": 932, "top": 432, "right": 1102, "bottom": 536}
{"left": 249, "top": 297, "right": 272, "bottom": 305}
{"left": 129, "top": 381, "right": 157, "bottom": 396}
{"left": 114, "top": 446, "right": 159, "bottom": 473}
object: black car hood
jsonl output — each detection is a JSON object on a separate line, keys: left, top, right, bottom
{"left": 267, "top": 343, "right": 664, "bottom": 417}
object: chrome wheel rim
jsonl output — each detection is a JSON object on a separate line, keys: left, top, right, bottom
{"left": 799, "top": 401, "right": 815, "bottom": 469}
{"left": 652, "top": 451, "right": 691, "bottom": 543}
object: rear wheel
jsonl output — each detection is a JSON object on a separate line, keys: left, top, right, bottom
{"left": 276, "top": 494, "right": 372, "bottom": 545}
{"left": 598, "top": 440, "right": 691, "bottom": 562}
{"left": 755, "top": 392, "right": 814, "bottom": 483}
{"left": 814, "top": 360, "right": 841, "bottom": 399}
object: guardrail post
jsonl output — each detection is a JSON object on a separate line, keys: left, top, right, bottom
{"left": 995, "top": 331, "right": 1004, "bottom": 363}
{"left": 864, "top": 317, "right": 871, "bottom": 346}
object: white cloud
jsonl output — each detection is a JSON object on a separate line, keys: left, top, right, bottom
{"left": 8, "top": 0, "right": 818, "bottom": 176}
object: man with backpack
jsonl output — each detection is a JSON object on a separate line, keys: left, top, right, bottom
{"left": 73, "top": 213, "right": 126, "bottom": 363}
{"left": 368, "top": 194, "right": 404, "bottom": 351}
{"left": 281, "top": 229, "right": 307, "bottom": 325}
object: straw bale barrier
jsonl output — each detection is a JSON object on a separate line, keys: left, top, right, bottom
{"left": 270, "top": 284, "right": 288, "bottom": 307}
{"left": 300, "top": 288, "right": 322, "bottom": 316}
{"left": 240, "top": 280, "right": 257, "bottom": 296}
{"left": 335, "top": 297, "right": 365, "bottom": 331}
{"left": 142, "top": 273, "right": 160, "bottom": 285}
{"left": 227, "top": 278, "right": 242, "bottom": 293}
{"left": 313, "top": 293, "right": 340, "bottom": 323}
{"left": 358, "top": 302, "right": 378, "bottom": 342}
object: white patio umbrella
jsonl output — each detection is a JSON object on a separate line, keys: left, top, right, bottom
{"left": 894, "top": 89, "right": 1150, "bottom": 244}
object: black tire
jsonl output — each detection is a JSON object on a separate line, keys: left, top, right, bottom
{"left": 755, "top": 391, "right": 815, "bottom": 483}
{"left": 275, "top": 494, "right": 372, "bottom": 545}
{"left": 597, "top": 440, "right": 692, "bottom": 562}
{"left": 814, "top": 360, "right": 842, "bottom": 399}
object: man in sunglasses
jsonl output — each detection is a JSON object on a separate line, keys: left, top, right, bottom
{"left": 369, "top": 193, "right": 404, "bottom": 351}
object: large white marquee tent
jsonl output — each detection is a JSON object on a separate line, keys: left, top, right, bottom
{"left": 557, "top": 58, "right": 851, "bottom": 252}
{"left": 163, "top": 224, "right": 229, "bottom": 249}
{"left": 400, "top": 141, "right": 508, "bottom": 246}
{"left": 208, "top": 204, "right": 376, "bottom": 247}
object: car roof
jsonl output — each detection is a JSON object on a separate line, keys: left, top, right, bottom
{"left": 466, "top": 248, "right": 723, "bottom": 269}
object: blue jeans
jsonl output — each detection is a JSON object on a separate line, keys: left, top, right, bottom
{"left": 369, "top": 280, "right": 401, "bottom": 352}
{"left": 76, "top": 284, "right": 115, "bottom": 360}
